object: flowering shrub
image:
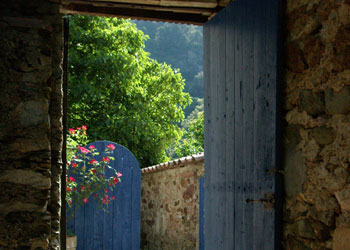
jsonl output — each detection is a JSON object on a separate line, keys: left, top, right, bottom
{"left": 66, "top": 126, "right": 122, "bottom": 220}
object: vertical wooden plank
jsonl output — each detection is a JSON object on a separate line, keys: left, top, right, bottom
{"left": 216, "top": 8, "right": 227, "bottom": 249}
{"left": 264, "top": 0, "right": 280, "bottom": 248}
{"left": 119, "top": 152, "right": 130, "bottom": 250}
{"left": 130, "top": 154, "right": 141, "bottom": 250}
{"left": 241, "top": 1, "right": 256, "bottom": 249}
{"left": 121, "top": 147, "right": 132, "bottom": 250}
{"left": 75, "top": 202, "right": 85, "bottom": 250}
{"left": 199, "top": 177, "right": 204, "bottom": 250}
{"left": 112, "top": 186, "right": 117, "bottom": 250}
{"left": 204, "top": 9, "right": 220, "bottom": 250}
{"left": 93, "top": 207, "right": 104, "bottom": 250}
{"left": 204, "top": 6, "right": 227, "bottom": 248}
{"left": 84, "top": 193, "right": 95, "bottom": 250}
{"left": 92, "top": 141, "right": 108, "bottom": 250}
{"left": 249, "top": 0, "right": 280, "bottom": 249}
{"left": 224, "top": 3, "right": 236, "bottom": 249}
{"left": 203, "top": 11, "right": 212, "bottom": 250}
{"left": 103, "top": 200, "right": 113, "bottom": 250}
{"left": 252, "top": 0, "right": 266, "bottom": 248}
{"left": 233, "top": 0, "right": 245, "bottom": 248}
{"left": 114, "top": 145, "right": 126, "bottom": 249}
{"left": 112, "top": 145, "right": 122, "bottom": 250}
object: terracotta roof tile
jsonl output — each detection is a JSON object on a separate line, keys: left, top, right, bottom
{"left": 141, "top": 152, "right": 204, "bottom": 174}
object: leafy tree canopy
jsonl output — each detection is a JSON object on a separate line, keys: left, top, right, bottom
{"left": 134, "top": 21, "right": 203, "bottom": 98}
{"left": 174, "top": 111, "right": 204, "bottom": 158}
{"left": 68, "top": 15, "right": 191, "bottom": 167}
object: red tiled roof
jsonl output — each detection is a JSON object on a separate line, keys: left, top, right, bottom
{"left": 141, "top": 152, "right": 204, "bottom": 174}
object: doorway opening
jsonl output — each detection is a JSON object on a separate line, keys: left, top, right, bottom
{"left": 62, "top": 14, "right": 205, "bottom": 250}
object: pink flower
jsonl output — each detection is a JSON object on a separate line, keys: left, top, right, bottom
{"left": 69, "top": 176, "right": 75, "bottom": 182}
{"left": 102, "top": 197, "right": 107, "bottom": 204}
{"left": 117, "top": 172, "right": 123, "bottom": 178}
{"left": 71, "top": 162, "right": 77, "bottom": 168}
{"left": 113, "top": 177, "right": 119, "bottom": 185}
{"left": 106, "top": 144, "right": 115, "bottom": 150}
{"left": 89, "top": 159, "right": 98, "bottom": 164}
{"left": 82, "top": 125, "right": 87, "bottom": 131}
{"left": 78, "top": 145, "right": 90, "bottom": 154}
{"left": 102, "top": 157, "right": 110, "bottom": 162}
{"left": 73, "top": 188, "right": 77, "bottom": 192}
{"left": 77, "top": 127, "right": 81, "bottom": 130}
{"left": 68, "top": 198, "right": 72, "bottom": 204}
{"left": 104, "top": 188, "right": 109, "bottom": 193}
{"left": 68, "top": 128, "right": 76, "bottom": 134}
{"left": 83, "top": 198, "right": 88, "bottom": 204}
{"left": 112, "top": 195, "right": 116, "bottom": 200}
{"left": 93, "top": 193, "right": 98, "bottom": 198}
{"left": 89, "top": 145, "right": 95, "bottom": 149}
{"left": 81, "top": 186, "right": 85, "bottom": 191}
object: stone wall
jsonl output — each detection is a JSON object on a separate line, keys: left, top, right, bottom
{"left": 283, "top": 0, "right": 350, "bottom": 249}
{"left": 0, "top": 0, "right": 63, "bottom": 249}
{"left": 140, "top": 155, "right": 204, "bottom": 250}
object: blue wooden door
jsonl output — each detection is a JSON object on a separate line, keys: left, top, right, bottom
{"left": 203, "top": 0, "right": 281, "bottom": 249}
{"left": 67, "top": 141, "right": 141, "bottom": 250}
{"left": 199, "top": 178, "right": 204, "bottom": 250}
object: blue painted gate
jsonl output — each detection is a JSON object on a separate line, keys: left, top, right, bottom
{"left": 67, "top": 141, "right": 141, "bottom": 250}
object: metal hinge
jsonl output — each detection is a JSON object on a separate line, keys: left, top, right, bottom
{"left": 267, "top": 168, "right": 285, "bottom": 175}
{"left": 246, "top": 192, "right": 275, "bottom": 209}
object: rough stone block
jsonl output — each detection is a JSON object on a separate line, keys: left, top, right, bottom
{"left": 284, "top": 143, "right": 306, "bottom": 199}
{"left": 0, "top": 201, "right": 46, "bottom": 215}
{"left": 302, "top": 36, "right": 325, "bottom": 68}
{"left": 0, "top": 170, "right": 51, "bottom": 190}
{"left": 334, "top": 26, "right": 350, "bottom": 71}
{"left": 291, "top": 219, "right": 315, "bottom": 239}
{"left": 15, "top": 100, "right": 49, "bottom": 128}
{"left": 310, "top": 126, "right": 336, "bottom": 145}
{"left": 299, "top": 90, "right": 325, "bottom": 116}
{"left": 335, "top": 185, "right": 350, "bottom": 212}
{"left": 333, "top": 227, "right": 350, "bottom": 250}
{"left": 325, "top": 86, "right": 350, "bottom": 114}
{"left": 286, "top": 41, "right": 308, "bottom": 73}
{"left": 285, "top": 235, "right": 311, "bottom": 250}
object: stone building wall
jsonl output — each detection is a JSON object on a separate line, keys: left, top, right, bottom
{"left": 0, "top": 0, "right": 63, "bottom": 249}
{"left": 140, "top": 154, "right": 204, "bottom": 250}
{"left": 283, "top": 0, "right": 350, "bottom": 249}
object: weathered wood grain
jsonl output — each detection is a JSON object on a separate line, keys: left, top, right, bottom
{"left": 203, "top": 0, "right": 280, "bottom": 249}
{"left": 60, "top": 0, "right": 232, "bottom": 24}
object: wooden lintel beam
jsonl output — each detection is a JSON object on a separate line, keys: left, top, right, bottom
{"left": 62, "top": 0, "right": 222, "bottom": 15}
{"left": 62, "top": 0, "right": 232, "bottom": 8}
{"left": 60, "top": 3, "right": 209, "bottom": 25}
{"left": 65, "top": 0, "right": 219, "bottom": 8}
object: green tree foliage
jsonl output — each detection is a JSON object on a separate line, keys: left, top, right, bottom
{"left": 68, "top": 15, "right": 191, "bottom": 167}
{"left": 134, "top": 21, "right": 203, "bottom": 98}
{"left": 182, "top": 98, "right": 203, "bottom": 128}
{"left": 174, "top": 111, "right": 204, "bottom": 158}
